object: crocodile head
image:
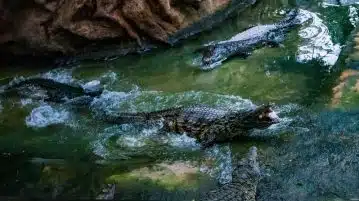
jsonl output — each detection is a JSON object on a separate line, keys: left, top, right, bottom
{"left": 241, "top": 104, "right": 280, "bottom": 129}
{"left": 200, "top": 45, "right": 229, "bottom": 70}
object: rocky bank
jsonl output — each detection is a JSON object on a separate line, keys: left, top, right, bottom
{"left": 0, "top": 0, "right": 255, "bottom": 59}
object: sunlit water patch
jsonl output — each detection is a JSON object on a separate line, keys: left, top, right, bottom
{"left": 296, "top": 9, "right": 342, "bottom": 66}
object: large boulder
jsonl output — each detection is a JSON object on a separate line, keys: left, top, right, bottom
{"left": 0, "top": 0, "right": 255, "bottom": 58}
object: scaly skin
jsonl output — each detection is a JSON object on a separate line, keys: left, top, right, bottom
{"left": 101, "top": 105, "right": 280, "bottom": 147}
{"left": 200, "top": 146, "right": 261, "bottom": 201}
{"left": 0, "top": 77, "right": 103, "bottom": 103}
{"left": 198, "top": 9, "right": 304, "bottom": 70}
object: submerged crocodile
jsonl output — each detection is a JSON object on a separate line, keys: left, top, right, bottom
{"left": 93, "top": 147, "right": 261, "bottom": 200}
{"left": 100, "top": 104, "right": 280, "bottom": 148}
{"left": 197, "top": 9, "right": 305, "bottom": 70}
{"left": 0, "top": 77, "right": 103, "bottom": 103}
{"left": 200, "top": 146, "right": 261, "bottom": 201}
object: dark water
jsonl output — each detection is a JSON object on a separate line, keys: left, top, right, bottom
{"left": 1, "top": 0, "right": 359, "bottom": 200}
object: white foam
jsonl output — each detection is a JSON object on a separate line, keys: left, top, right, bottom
{"left": 20, "top": 98, "right": 33, "bottom": 106}
{"left": 90, "top": 90, "right": 138, "bottom": 114}
{"left": 25, "top": 105, "right": 70, "bottom": 128}
{"left": 41, "top": 68, "right": 74, "bottom": 84}
{"left": 296, "top": 9, "right": 341, "bottom": 67}
{"left": 349, "top": 5, "right": 359, "bottom": 27}
{"left": 165, "top": 133, "right": 200, "bottom": 150}
{"left": 268, "top": 111, "right": 280, "bottom": 120}
{"left": 82, "top": 80, "right": 102, "bottom": 94}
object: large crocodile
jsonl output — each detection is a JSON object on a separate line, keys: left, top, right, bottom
{"left": 0, "top": 77, "right": 103, "bottom": 103}
{"left": 200, "top": 146, "right": 261, "bottom": 201}
{"left": 99, "top": 104, "right": 280, "bottom": 148}
{"left": 197, "top": 9, "right": 305, "bottom": 70}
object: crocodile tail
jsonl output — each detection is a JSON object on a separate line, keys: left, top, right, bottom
{"left": 232, "top": 146, "right": 261, "bottom": 183}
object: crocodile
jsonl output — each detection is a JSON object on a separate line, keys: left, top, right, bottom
{"left": 0, "top": 77, "right": 103, "bottom": 103}
{"left": 99, "top": 104, "right": 280, "bottom": 148}
{"left": 197, "top": 9, "right": 305, "bottom": 70}
{"left": 200, "top": 146, "right": 261, "bottom": 201}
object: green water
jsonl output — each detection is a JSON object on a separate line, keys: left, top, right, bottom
{"left": 2, "top": 0, "right": 359, "bottom": 200}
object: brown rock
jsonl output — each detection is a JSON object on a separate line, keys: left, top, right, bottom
{"left": 331, "top": 69, "right": 359, "bottom": 107}
{"left": 0, "top": 0, "right": 251, "bottom": 58}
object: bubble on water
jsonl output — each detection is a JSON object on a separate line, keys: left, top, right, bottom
{"left": 25, "top": 104, "right": 70, "bottom": 128}
{"left": 296, "top": 9, "right": 341, "bottom": 67}
{"left": 41, "top": 68, "right": 74, "bottom": 84}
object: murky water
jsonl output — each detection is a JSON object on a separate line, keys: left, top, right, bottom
{"left": 2, "top": 0, "right": 359, "bottom": 200}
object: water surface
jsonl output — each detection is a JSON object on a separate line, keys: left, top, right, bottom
{"left": 1, "top": 0, "right": 359, "bottom": 200}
